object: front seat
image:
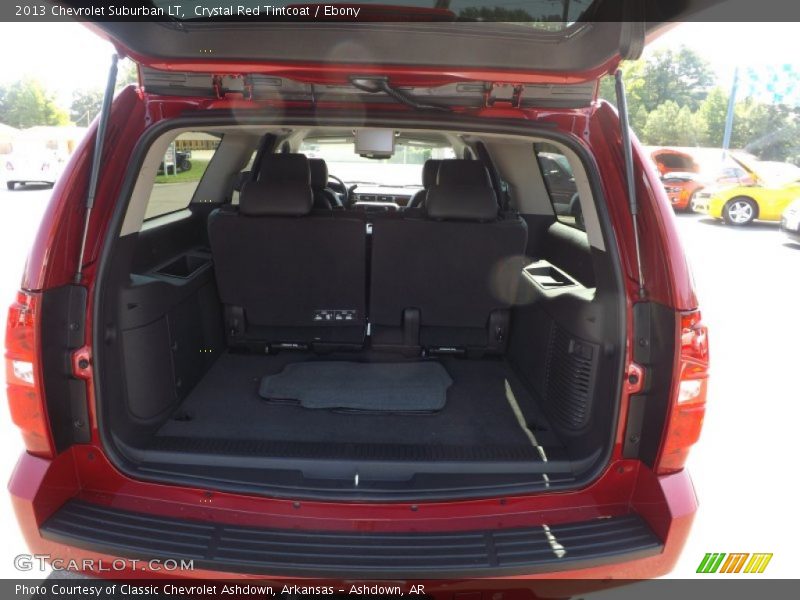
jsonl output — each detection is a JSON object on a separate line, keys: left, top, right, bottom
{"left": 309, "top": 158, "right": 341, "bottom": 209}
{"left": 406, "top": 159, "right": 442, "bottom": 209}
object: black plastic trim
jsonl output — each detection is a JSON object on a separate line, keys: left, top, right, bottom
{"left": 40, "top": 285, "right": 91, "bottom": 451}
{"left": 41, "top": 499, "right": 662, "bottom": 578}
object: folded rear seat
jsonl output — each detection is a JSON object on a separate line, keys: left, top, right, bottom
{"left": 369, "top": 160, "right": 528, "bottom": 356}
{"left": 208, "top": 154, "right": 367, "bottom": 351}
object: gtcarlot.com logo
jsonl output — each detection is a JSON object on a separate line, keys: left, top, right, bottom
{"left": 697, "top": 553, "right": 773, "bottom": 574}
{"left": 14, "top": 554, "right": 194, "bottom": 572}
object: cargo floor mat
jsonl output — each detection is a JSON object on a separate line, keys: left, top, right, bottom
{"left": 258, "top": 361, "right": 452, "bottom": 411}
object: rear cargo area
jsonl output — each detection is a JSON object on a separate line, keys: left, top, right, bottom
{"left": 151, "top": 352, "right": 563, "bottom": 462}
{"left": 95, "top": 125, "right": 626, "bottom": 499}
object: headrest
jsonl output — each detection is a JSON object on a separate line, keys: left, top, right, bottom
{"left": 425, "top": 159, "right": 498, "bottom": 221}
{"left": 239, "top": 181, "right": 313, "bottom": 216}
{"left": 308, "top": 158, "right": 329, "bottom": 188}
{"left": 421, "top": 159, "right": 442, "bottom": 189}
{"left": 436, "top": 159, "right": 492, "bottom": 187}
{"left": 240, "top": 154, "right": 313, "bottom": 216}
{"left": 255, "top": 153, "right": 311, "bottom": 184}
{"left": 425, "top": 186, "right": 498, "bottom": 222}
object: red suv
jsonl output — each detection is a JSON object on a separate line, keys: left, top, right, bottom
{"left": 6, "top": 4, "right": 709, "bottom": 588}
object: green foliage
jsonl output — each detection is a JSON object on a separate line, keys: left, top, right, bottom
{"left": 599, "top": 46, "right": 800, "bottom": 163}
{"left": 642, "top": 101, "right": 704, "bottom": 146}
{"left": 696, "top": 87, "right": 729, "bottom": 146}
{"left": 0, "top": 78, "right": 69, "bottom": 128}
{"left": 115, "top": 59, "right": 139, "bottom": 91}
{"left": 154, "top": 158, "right": 210, "bottom": 184}
{"left": 70, "top": 88, "right": 104, "bottom": 126}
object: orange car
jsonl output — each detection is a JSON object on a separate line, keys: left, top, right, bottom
{"left": 661, "top": 171, "right": 705, "bottom": 211}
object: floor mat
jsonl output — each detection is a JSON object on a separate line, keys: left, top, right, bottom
{"left": 157, "top": 352, "right": 560, "bottom": 450}
{"left": 259, "top": 361, "right": 452, "bottom": 411}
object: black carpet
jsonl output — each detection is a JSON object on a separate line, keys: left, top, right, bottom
{"left": 156, "top": 352, "right": 560, "bottom": 449}
{"left": 259, "top": 361, "right": 452, "bottom": 411}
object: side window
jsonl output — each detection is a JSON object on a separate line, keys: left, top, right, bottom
{"left": 533, "top": 142, "right": 584, "bottom": 231}
{"left": 144, "top": 131, "right": 221, "bottom": 220}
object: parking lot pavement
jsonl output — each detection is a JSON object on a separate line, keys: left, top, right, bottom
{"left": 670, "top": 212, "right": 799, "bottom": 578}
{"left": 0, "top": 189, "right": 797, "bottom": 578}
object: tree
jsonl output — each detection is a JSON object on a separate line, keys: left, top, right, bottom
{"left": 599, "top": 46, "right": 715, "bottom": 113}
{"left": 0, "top": 78, "right": 69, "bottom": 128}
{"left": 115, "top": 59, "right": 139, "bottom": 91}
{"left": 70, "top": 89, "right": 103, "bottom": 126}
{"left": 731, "top": 99, "right": 800, "bottom": 162}
{"left": 696, "top": 87, "right": 730, "bottom": 146}
{"left": 638, "top": 47, "right": 715, "bottom": 112}
{"left": 641, "top": 101, "right": 705, "bottom": 146}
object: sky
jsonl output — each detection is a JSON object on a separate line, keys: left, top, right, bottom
{"left": 0, "top": 21, "right": 798, "bottom": 108}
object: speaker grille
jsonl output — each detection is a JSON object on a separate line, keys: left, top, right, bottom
{"left": 545, "top": 325, "right": 597, "bottom": 430}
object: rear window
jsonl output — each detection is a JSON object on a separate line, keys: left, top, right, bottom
{"left": 298, "top": 137, "right": 455, "bottom": 189}
{"left": 534, "top": 142, "right": 584, "bottom": 231}
{"left": 144, "top": 131, "right": 221, "bottom": 220}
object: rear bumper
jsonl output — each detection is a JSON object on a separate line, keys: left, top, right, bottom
{"left": 9, "top": 448, "right": 698, "bottom": 583}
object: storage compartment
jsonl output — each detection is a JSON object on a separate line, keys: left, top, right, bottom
{"left": 524, "top": 260, "right": 581, "bottom": 289}
{"left": 154, "top": 253, "right": 211, "bottom": 279}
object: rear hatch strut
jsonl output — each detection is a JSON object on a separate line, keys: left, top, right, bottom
{"left": 614, "top": 69, "right": 646, "bottom": 299}
{"left": 74, "top": 54, "right": 118, "bottom": 285}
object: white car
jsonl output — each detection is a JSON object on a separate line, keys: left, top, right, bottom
{"left": 4, "top": 151, "right": 67, "bottom": 189}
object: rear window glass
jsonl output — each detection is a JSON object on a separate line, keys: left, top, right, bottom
{"left": 533, "top": 142, "right": 585, "bottom": 231}
{"left": 298, "top": 137, "right": 455, "bottom": 190}
{"left": 144, "top": 131, "right": 221, "bottom": 220}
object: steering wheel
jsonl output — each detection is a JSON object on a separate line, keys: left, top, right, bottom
{"left": 327, "top": 174, "right": 352, "bottom": 207}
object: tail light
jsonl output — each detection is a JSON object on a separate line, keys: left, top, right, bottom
{"left": 655, "top": 311, "right": 709, "bottom": 474}
{"left": 5, "top": 291, "right": 54, "bottom": 457}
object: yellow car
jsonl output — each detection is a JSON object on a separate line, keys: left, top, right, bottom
{"left": 692, "top": 156, "right": 800, "bottom": 225}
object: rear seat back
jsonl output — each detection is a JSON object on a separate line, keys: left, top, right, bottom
{"left": 208, "top": 154, "right": 367, "bottom": 350}
{"left": 370, "top": 160, "right": 528, "bottom": 355}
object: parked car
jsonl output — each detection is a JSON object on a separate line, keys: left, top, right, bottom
{"left": 536, "top": 151, "right": 583, "bottom": 225}
{"left": 661, "top": 171, "right": 704, "bottom": 212}
{"left": 157, "top": 150, "right": 192, "bottom": 174}
{"left": 650, "top": 148, "right": 700, "bottom": 177}
{"left": 3, "top": 126, "right": 86, "bottom": 189}
{"left": 781, "top": 198, "right": 800, "bottom": 243}
{"left": 6, "top": 6, "right": 708, "bottom": 588}
{"left": 692, "top": 155, "right": 800, "bottom": 225}
{"left": 4, "top": 152, "right": 65, "bottom": 189}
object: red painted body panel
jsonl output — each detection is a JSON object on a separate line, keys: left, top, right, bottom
{"left": 10, "top": 79, "right": 700, "bottom": 580}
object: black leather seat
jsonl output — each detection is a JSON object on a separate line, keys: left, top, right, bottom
{"left": 406, "top": 159, "right": 441, "bottom": 209}
{"left": 309, "top": 158, "right": 341, "bottom": 209}
{"left": 370, "top": 160, "right": 528, "bottom": 355}
{"left": 208, "top": 154, "right": 367, "bottom": 350}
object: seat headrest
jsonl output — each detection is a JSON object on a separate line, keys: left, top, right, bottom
{"left": 308, "top": 158, "right": 329, "bottom": 189}
{"left": 437, "top": 159, "right": 492, "bottom": 187}
{"left": 425, "top": 159, "right": 498, "bottom": 221}
{"left": 256, "top": 153, "right": 311, "bottom": 184}
{"left": 425, "top": 186, "right": 499, "bottom": 222}
{"left": 421, "top": 159, "right": 442, "bottom": 189}
{"left": 240, "top": 154, "right": 313, "bottom": 216}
